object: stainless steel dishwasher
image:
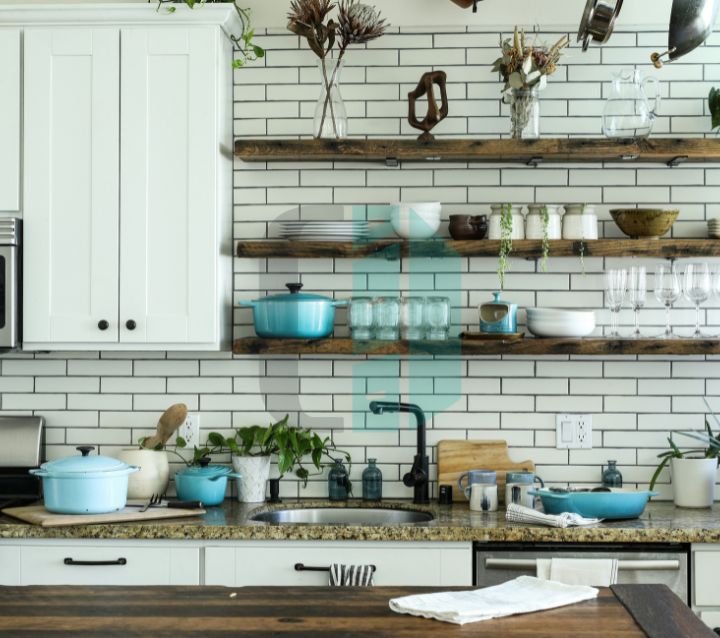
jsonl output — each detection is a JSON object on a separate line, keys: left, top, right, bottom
{"left": 475, "top": 543, "right": 690, "bottom": 603}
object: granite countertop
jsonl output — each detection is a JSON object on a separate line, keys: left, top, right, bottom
{"left": 1, "top": 499, "right": 720, "bottom": 543}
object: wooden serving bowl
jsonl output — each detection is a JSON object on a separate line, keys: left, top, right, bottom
{"left": 610, "top": 208, "right": 679, "bottom": 239}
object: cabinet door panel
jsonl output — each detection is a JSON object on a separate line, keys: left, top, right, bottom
{"left": 0, "top": 29, "right": 20, "bottom": 213}
{"left": 23, "top": 28, "right": 120, "bottom": 344}
{"left": 120, "top": 28, "right": 218, "bottom": 346}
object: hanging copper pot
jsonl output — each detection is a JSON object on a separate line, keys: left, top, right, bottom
{"left": 449, "top": 0, "right": 481, "bottom": 11}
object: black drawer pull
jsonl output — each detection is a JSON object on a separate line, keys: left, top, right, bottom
{"left": 294, "top": 563, "right": 376, "bottom": 573}
{"left": 64, "top": 557, "right": 127, "bottom": 567}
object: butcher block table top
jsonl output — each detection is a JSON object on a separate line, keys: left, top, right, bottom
{"left": 0, "top": 584, "right": 712, "bottom": 638}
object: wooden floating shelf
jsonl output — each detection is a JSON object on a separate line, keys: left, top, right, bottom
{"left": 233, "top": 337, "right": 720, "bottom": 356}
{"left": 236, "top": 239, "right": 720, "bottom": 260}
{"left": 234, "top": 137, "right": 720, "bottom": 165}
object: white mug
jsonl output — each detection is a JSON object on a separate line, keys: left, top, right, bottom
{"left": 469, "top": 483, "right": 498, "bottom": 512}
{"left": 505, "top": 483, "right": 536, "bottom": 509}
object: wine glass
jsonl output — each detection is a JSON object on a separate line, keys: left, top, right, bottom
{"left": 654, "top": 264, "right": 680, "bottom": 339}
{"left": 627, "top": 266, "right": 646, "bottom": 338}
{"left": 605, "top": 269, "right": 627, "bottom": 338}
{"left": 683, "top": 263, "right": 711, "bottom": 339}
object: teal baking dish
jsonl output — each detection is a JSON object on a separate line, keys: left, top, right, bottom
{"left": 528, "top": 488, "right": 658, "bottom": 520}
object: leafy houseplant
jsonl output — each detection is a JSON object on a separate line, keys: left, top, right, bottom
{"left": 710, "top": 88, "right": 720, "bottom": 132}
{"left": 540, "top": 205, "right": 550, "bottom": 272}
{"left": 153, "top": 0, "right": 264, "bottom": 68}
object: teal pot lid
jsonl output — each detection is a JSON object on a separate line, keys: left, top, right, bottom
{"left": 40, "top": 446, "right": 130, "bottom": 475}
{"left": 177, "top": 463, "right": 232, "bottom": 479}
{"left": 252, "top": 283, "right": 333, "bottom": 304}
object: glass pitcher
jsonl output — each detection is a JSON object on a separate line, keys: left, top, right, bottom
{"left": 602, "top": 69, "right": 660, "bottom": 138}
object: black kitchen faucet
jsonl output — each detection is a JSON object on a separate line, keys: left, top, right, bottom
{"left": 368, "top": 401, "right": 429, "bottom": 505}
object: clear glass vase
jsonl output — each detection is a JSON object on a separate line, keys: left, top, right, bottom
{"left": 314, "top": 58, "right": 347, "bottom": 139}
{"left": 507, "top": 87, "right": 540, "bottom": 139}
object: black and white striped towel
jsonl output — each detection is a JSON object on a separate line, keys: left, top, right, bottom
{"left": 506, "top": 503, "right": 601, "bottom": 528}
{"left": 329, "top": 564, "right": 375, "bottom": 587}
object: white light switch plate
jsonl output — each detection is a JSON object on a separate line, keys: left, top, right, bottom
{"left": 556, "top": 414, "right": 592, "bottom": 449}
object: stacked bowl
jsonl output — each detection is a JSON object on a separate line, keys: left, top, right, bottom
{"left": 390, "top": 202, "right": 441, "bottom": 239}
{"left": 526, "top": 308, "right": 596, "bottom": 338}
{"left": 709, "top": 218, "right": 720, "bottom": 239}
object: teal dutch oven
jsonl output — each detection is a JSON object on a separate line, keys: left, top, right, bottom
{"left": 175, "top": 458, "right": 240, "bottom": 506}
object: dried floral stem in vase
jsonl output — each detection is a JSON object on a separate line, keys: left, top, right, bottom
{"left": 288, "top": 0, "right": 388, "bottom": 139}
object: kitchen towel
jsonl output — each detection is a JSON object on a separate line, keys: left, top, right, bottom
{"left": 505, "top": 503, "right": 602, "bottom": 528}
{"left": 388, "top": 575, "right": 598, "bottom": 625}
{"left": 329, "top": 563, "right": 375, "bottom": 587}
{"left": 536, "top": 558, "right": 619, "bottom": 587}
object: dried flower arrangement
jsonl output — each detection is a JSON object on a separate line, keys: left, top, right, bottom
{"left": 492, "top": 27, "right": 569, "bottom": 138}
{"left": 288, "top": 0, "right": 388, "bottom": 138}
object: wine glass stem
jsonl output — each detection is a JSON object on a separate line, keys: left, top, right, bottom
{"left": 696, "top": 304, "right": 701, "bottom": 336}
{"left": 611, "top": 309, "right": 618, "bottom": 336}
{"left": 665, "top": 304, "right": 672, "bottom": 337}
{"left": 634, "top": 307, "right": 640, "bottom": 336}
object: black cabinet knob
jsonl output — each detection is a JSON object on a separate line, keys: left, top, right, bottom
{"left": 98, "top": 320, "right": 109, "bottom": 331}
{"left": 126, "top": 320, "right": 136, "bottom": 331}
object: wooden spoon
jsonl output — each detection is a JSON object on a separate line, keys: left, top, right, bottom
{"left": 141, "top": 403, "right": 188, "bottom": 449}
{"left": 449, "top": 0, "right": 480, "bottom": 9}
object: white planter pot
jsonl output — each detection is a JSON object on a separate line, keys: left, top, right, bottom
{"left": 671, "top": 457, "right": 717, "bottom": 508}
{"left": 115, "top": 449, "right": 169, "bottom": 499}
{"left": 232, "top": 455, "right": 271, "bottom": 503}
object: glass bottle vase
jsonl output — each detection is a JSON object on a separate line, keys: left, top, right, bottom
{"left": 362, "top": 458, "right": 383, "bottom": 501}
{"left": 328, "top": 458, "right": 350, "bottom": 501}
{"left": 507, "top": 86, "right": 540, "bottom": 139}
{"left": 314, "top": 58, "right": 348, "bottom": 139}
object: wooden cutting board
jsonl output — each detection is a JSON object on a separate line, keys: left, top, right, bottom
{"left": 2, "top": 504, "right": 206, "bottom": 527}
{"left": 438, "top": 440, "right": 535, "bottom": 503}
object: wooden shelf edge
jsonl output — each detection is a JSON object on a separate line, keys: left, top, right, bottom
{"left": 234, "top": 137, "right": 720, "bottom": 164}
{"left": 236, "top": 239, "right": 720, "bottom": 259}
{"left": 233, "top": 337, "right": 720, "bottom": 356}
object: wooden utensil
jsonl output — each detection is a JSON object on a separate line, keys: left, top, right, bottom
{"left": 141, "top": 403, "right": 188, "bottom": 449}
{"left": 2, "top": 504, "right": 205, "bottom": 527}
{"left": 449, "top": 0, "right": 480, "bottom": 10}
{"left": 438, "top": 440, "right": 535, "bottom": 503}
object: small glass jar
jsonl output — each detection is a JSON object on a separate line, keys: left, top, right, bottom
{"left": 525, "top": 204, "right": 562, "bottom": 240}
{"left": 400, "top": 297, "right": 426, "bottom": 340}
{"left": 488, "top": 205, "right": 525, "bottom": 240}
{"left": 349, "top": 297, "right": 374, "bottom": 340}
{"left": 373, "top": 297, "right": 400, "bottom": 341}
{"left": 424, "top": 296, "right": 451, "bottom": 340}
{"left": 328, "top": 459, "right": 350, "bottom": 501}
{"left": 362, "top": 458, "right": 383, "bottom": 501}
{"left": 602, "top": 460, "right": 623, "bottom": 488}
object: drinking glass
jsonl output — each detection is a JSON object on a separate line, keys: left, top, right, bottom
{"left": 627, "top": 266, "right": 647, "bottom": 338}
{"left": 400, "top": 297, "right": 426, "bottom": 340}
{"left": 424, "top": 296, "right": 451, "bottom": 340}
{"left": 605, "top": 269, "right": 627, "bottom": 338}
{"left": 654, "top": 264, "right": 680, "bottom": 339}
{"left": 683, "top": 262, "right": 711, "bottom": 339}
{"left": 372, "top": 297, "right": 400, "bottom": 341}
{"left": 348, "top": 297, "right": 374, "bottom": 340}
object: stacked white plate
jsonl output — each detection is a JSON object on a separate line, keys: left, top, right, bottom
{"left": 708, "top": 218, "right": 720, "bottom": 239}
{"left": 279, "top": 221, "right": 369, "bottom": 242}
{"left": 526, "top": 308, "right": 596, "bottom": 338}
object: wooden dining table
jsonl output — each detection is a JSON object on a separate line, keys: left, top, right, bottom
{"left": 0, "top": 584, "right": 713, "bottom": 637}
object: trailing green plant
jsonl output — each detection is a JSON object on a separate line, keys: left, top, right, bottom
{"left": 153, "top": 0, "right": 264, "bottom": 68}
{"left": 497, "top": 203, "right": 513, "bottom": 288}
{"left": 138, "top": 432, "right": 223, "bottom": 467}
{"left": 710, "top": 88, "right": 720, "bottom": 132}
{"left": 648, "top": 422, "right": 720, "bottom": 491}
{"left": 540, "top": 205, "right": 550, "bottom": 272}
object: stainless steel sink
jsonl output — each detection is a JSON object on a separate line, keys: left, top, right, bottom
{"left": 251, "top": 507, "right": 434, "bottom": 526}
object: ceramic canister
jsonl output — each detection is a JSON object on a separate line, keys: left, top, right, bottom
{"left": 525, "top": 204, "right": 562, "bottom": 240}
{"left": 488, "top": 205, "right": 525, "bottom": 240}
{"left": 562, "top": 204, "right": 598, "bottom": 240}
{"left": 479, "top": 292, "right": 517, "bottom": 334}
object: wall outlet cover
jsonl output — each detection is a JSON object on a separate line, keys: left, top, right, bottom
{"left": 556, "top": 414, "right": 593, "bottom": 449}
{"left": 178, "top": 413, "right": 200, "bottom": 448}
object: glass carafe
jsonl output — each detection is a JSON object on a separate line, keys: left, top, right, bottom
{"left": 602, "top": 69, "right": 660, "bottom": 139}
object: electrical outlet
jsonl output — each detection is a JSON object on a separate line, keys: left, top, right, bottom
{"left": 178, "top": 413, "right": 200, "bottom": 448}
{"left": 556, "top": 414, "right": 593, "bottom": 449}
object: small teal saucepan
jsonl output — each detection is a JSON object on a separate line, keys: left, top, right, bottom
{"left": 528, "top": 488, "right": 658, "bottom": 520}
{"left": 175, "top": 460, "right": 240, "bottom": 507}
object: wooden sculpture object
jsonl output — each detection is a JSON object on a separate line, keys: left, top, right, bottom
{"left": 408, "top": 70, "right": 449, "bottom": 142}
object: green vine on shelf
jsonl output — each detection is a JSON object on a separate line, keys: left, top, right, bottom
{"left": 540, "top": 205, "right": 550, "bottom": 273}
{"left": 497, "top": 203, "right": 513, "bottom": 289}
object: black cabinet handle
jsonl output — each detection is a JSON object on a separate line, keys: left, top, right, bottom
{"left": 294, "top": 563, "right": 376, "bottom": 573}
{"left": 97, "top": 320, "right": 109, "bottom": 331}
{"left": 125, "top": 320, "right": 136, "bottom": 331}
{"left": 64, "top": 557, "right": 127, "bottom": 567}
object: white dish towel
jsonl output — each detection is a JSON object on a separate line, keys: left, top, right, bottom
{"left": 506, "top": 503, "right": 602, "bottom": 528}
{"left": 537, "top": 558, "right": 619, "bottom": 587}
{"left": 388, "top": 575, "right": 598, "bottom": 625}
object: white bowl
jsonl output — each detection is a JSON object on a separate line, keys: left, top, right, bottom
{"left": 527, "top": 311, "right": 596, "bottom": 338}
{"left": 390, "top": 202, "right": 441, "bottom": 239}
{"left": 527, "top": 308, "right": 595, "bottom": 320}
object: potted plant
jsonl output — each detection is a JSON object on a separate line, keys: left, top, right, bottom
{"left": 224, "top": 415, "right": 352, "bottom": 502}
{"left": 649, "top": 423, "right": 720, "bottom": 508}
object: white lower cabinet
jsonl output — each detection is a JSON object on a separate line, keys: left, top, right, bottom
{"left": 1, "top": 540, "right": 200, "bottom": 586}
{"left": 692, "top": 544, "right": 720, "bottom": 630}
{"left": 204, "top": 541, "right": 473, "bottom": 587}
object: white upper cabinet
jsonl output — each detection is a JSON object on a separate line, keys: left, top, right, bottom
{"left": 0, "top": 29, "right": 20, "bottom": 213}
{"left": 16, "top": 6, "right": 235, "bottom": 351}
